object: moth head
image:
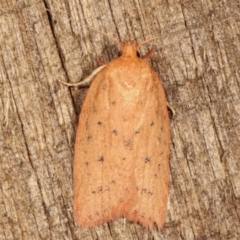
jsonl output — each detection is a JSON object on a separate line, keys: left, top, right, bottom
{"left": 119, "top": 37, "right": 158, "bottom": 59}
{"left": 120, "top": 41, "right": 139, "bottom": 57}
{"left": 90, "top": 29, "right": 157, "bottom": 59}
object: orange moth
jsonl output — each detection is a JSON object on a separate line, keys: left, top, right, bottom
{"left": 61, "top": 38, "right": 170, "bottom": 229}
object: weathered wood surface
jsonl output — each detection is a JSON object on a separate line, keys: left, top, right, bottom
{"left": 0, "top": 0, "right": 240, "bottom": 239}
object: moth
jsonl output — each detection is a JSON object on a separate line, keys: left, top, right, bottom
{"left": 61, "top": 39, "right": 170, "bottom": 229}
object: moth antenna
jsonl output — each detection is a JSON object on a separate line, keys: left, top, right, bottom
{"left": 89, "top": 27, "right": 122, "bottom": 47}
{"left": 137, "top": 36, "right": 159, "bottom": 49}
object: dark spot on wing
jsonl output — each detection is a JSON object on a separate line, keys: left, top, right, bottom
{"left": 93, "top": 106, "right": 97, "bottom": 113}
{"left": 87, "top": 135, "right": 92, "bottom": 141}
{"left": 123, "top": 139, "right": 133, "bottom": 149}
{"left": 95, "top": 211, "right": 100, "bottom": 216}
{"left": 145, "top": 156, "right": 151, "bottom": 163}
{"left": 98, "top": 156, "right": 104, "bottom": 162}
{"left": 141, "top": 188, "right": 147, "bottom": 194}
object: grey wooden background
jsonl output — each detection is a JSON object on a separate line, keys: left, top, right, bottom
{"left": 0, "top": 0, "right": 240, "bottom": 239}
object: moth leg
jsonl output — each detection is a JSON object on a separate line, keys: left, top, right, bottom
{"left": 142, "top": 48, "right": 155, "bottom": 60}
{"left": 97, "top": 57, "right": 108, "bottom": 65}
{"left": 58, "top": 65, "right": 106, "bottom": 87}
{"left": 167, "top": 103, "right": 175, "bottom": 117}
{"left": 122, "top": 218, "right": 126, "bottom": 229}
